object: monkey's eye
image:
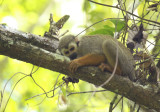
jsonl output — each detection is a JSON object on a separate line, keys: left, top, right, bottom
{"left": 64, "top": 51, "right": 69, "bottom": 55}
{"left": 69, "top": 47, "right": 75, "bottom": 51}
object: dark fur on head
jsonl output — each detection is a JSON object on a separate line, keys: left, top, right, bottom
{"left": 58, "top": 35, "right": 75, "bottom": 50}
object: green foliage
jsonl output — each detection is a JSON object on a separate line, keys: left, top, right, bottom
{"left": 103, "top": 25, "right": 115, "bottom": 32}
{"left": 88, "top": 19, "right": 125, "bottom": 36}
{"left": 109, "top": 19, "right": 126, "bottom": 32}
{"left": 89, "top": 28, "right": 114, "bottom": 36}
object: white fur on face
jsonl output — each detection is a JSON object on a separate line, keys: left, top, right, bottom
{"left": 61, "top": 42, "right": 77, "bottom": 57}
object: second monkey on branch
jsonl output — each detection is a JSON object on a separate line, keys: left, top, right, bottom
{"left": 58, "top": 35, "right": 135, "bottom": 81}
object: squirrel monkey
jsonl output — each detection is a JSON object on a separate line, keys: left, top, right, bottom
{"left": 58, "top": 35, "right": 135, "bottom": 81}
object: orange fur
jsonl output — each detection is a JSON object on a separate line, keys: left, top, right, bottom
{"left": 69, "top": 54, "right": 105, "bottom": 72}
{"left": 69, "top": 53, "right": 122, "bottom": 75}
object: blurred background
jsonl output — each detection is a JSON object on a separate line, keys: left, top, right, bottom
{"left": 0, "top": 0, "right": 159, "bottom": 112}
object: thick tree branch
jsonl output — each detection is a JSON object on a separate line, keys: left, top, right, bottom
{"left": 0, "top": 25, "right": 160, "bottom": 111}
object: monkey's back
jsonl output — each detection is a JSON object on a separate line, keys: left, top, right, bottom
{"left": 77, "top": 35, "right": 109, "bottom": 57}
{"left": 78, "top": 34, "right": 135, "bottom": 80}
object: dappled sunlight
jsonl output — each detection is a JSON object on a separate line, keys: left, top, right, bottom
{"left": 2, "top": 16, "right": 18, "bottom": 29}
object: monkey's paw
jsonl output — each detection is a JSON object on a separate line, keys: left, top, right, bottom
{"left": 98, "top": 63, "right": 111, "bottom": 72}
{"left": 69, "top": 59, "right": 81, "bottom": 73}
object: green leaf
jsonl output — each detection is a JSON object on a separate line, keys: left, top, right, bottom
{"left": 110, "top": 19, "right": 125, "bottom": 31}
{"left": 89, "top": 29, "right": 114, "bottom": 36}
{"left": 83, "top": 0, "right": 91, "bottom": 12}
{"left": 103, "top": 25, "right": 115, "bottom": 32}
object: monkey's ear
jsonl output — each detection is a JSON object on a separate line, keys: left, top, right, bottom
{"left": 76, "top": 41, "right": 79, "bottom": 46}
{"left": 75, "top": 37, "right": 79, "bottom": 42}
{"left": 74, "top": 37, "right": 79, "bottom": 46}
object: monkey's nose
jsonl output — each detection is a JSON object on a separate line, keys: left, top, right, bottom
{"left": 69, "top": 53, "right": 77, "bottom": 60}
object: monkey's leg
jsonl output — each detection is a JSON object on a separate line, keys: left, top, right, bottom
{"left": 102, "top": 39, "right": 122, "bottom": 75}
{"left": 99, "top": 63, "right": 112, "bottom": 72}
{"left": 99, "top": 63, "right": 121, "bottom": 75}
{"left": 69, "top": 54, "right": 105, "bottom": 72}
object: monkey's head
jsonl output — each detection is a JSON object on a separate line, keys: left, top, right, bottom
{"left": 58, "top": 35, "right": 79, "bottom": 60}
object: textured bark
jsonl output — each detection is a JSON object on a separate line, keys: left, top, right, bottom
{"left": 0, "top": 25, "right": 160, "bottom": 111}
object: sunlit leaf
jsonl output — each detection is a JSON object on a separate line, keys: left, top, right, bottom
{"left": 109, "top": 19, "right": 125, "bottom": 31}
{"left": 89, "top": 28, "right": 114, "bottom": 36}
{"left": 103, "top": 25, "right": 115, "bottom": 32}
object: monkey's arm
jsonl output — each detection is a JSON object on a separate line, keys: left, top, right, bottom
{"left": 69, "top": 54, "right": 105, "bottom": 72}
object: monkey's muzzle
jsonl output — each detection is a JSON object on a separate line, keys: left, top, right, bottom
{"left": 69, "top": 53, "right": 77, "bottom": 60}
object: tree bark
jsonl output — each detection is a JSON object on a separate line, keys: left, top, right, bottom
{"left": 0, "top": 25, "right": 160, "bottom": 111}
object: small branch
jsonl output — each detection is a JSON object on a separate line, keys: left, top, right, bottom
{"left": 109, "top": 94, "right": 118, "bottom": 112}
{"left": 67, "top": 89, "right": 108, "bottom": 96}
{"left": 88, "top": 0, "right": 160, "bottom": 25}
{"left": 44, "top": 14, "right": 70, "bottom": 39}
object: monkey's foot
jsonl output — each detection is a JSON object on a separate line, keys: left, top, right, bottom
{"left": 98, "top": 63, "right": 112, "bottom": 72}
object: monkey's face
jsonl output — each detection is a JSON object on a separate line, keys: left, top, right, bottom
{"left": 60, "top": 42, "right": 78, "bottom": 60}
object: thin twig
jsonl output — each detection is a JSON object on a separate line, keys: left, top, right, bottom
{"left": 0, "top": 72, "right": 28, "bottom": 110}
{"left": 25, "top": 82, "right": 65, "bottom": 100}
{"left": 137, "top": 105, "right": 141, "bottom": 112}
{"left": 67, "top": 89, "right": 108, "bottom": 96}
{"left": 121, "top": 97, "right": 123, "bottom": 112}
{"left": 109, "top": 94, "right": 118, "bottom": 112}
{"left": 88, "top": 0, "right": 160, "bottom": 25}
{"left": 3, "top": 75, "right": 28, "bottom": 112}
{"left": 53, "top": 74, "right": 61, "bottom": 97}
{"left": 112, "top": 96, "right": 123, "bottom": 110}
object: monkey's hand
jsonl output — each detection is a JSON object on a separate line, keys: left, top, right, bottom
{"left": 99, "top": 63, "right": 122, "bottom": 75}
{"left": 69, "top": 59, "right": 82, "bottom": 73}
{"left": 69, "top": 54, "right": 106, "bottom": 73}
{"left": 99, "top": 63, "right": 112, "bottom": 72}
